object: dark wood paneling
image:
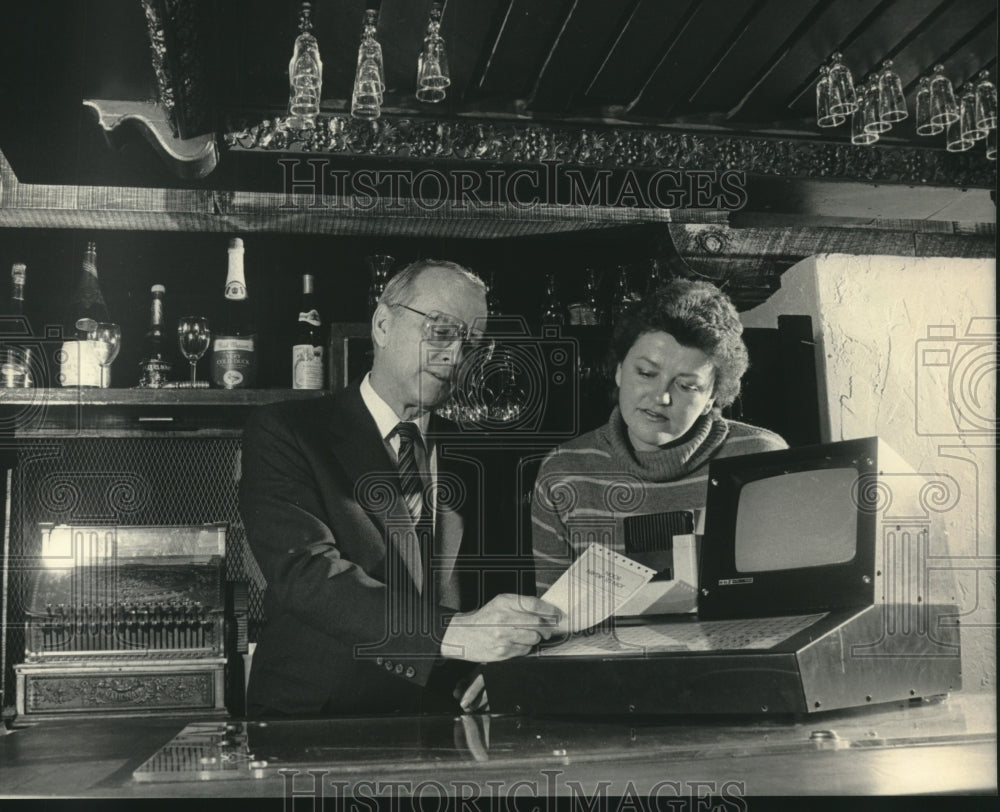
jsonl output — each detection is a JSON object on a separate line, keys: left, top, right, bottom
{"left": 444, "top": 0, "right": 513, "bottom": 102}
{"left": 582, "top": 0, "right": 699, "bottom": 104}
{"left": 886, "top": 2, "right": 998, "bottom": 97}
{"left": 474, "top": 0, "right": 576, "bottom": 98}
{"left": 733, "top": 0, "right": 885, "bottom": 118}
{"left": 689, "top": 0, "right": 823, "bottom": 113}
{"left": 81, "top": 0, "right": 155, "bottom": 101}
{"left": 902, "top": 10, "right": 998, "bottom": 95}
{"left": 524, "top": 0, "right": 638, "bottom": 112}
{"left": 629, "top": 0, "right": 763, "bottom": 118}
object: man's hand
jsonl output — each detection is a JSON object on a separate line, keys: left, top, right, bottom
{"left": 440, "top": 594, "right": 562, "bottom": 662}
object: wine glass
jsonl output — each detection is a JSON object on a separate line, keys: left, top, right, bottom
{"left": 90, "top": 323, "right": 121, "bottom": 388}
{"left": 177, "top": 316, "right": 211, "bottom": 386}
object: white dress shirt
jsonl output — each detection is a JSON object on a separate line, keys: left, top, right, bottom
{"left": 359, "top": 372, "right": 437, "bottom": 522}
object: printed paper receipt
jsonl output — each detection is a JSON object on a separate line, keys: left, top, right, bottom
{"left": 541, "top": 543, "right": 656, "bottom": 634}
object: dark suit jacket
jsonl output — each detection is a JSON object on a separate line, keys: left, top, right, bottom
{"left": 239, "top": 383, "right": 480, "bottom": 716}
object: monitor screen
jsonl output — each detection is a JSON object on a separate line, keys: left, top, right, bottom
{"left": 734, "top": 468, "right": 858, "bottom": 573}
{"left": 698, "top": 437, "right": 884, "bottom": 618}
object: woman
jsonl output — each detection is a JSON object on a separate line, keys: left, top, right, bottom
{"left": 532, "top": 278, "right": 787, "bottom": 595}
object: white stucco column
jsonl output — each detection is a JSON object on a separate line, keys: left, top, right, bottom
{"left": 742, "top": 254, "right": 996, "bottom": 692}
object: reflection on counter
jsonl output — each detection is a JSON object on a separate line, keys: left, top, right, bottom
{"left": 131, "top": 693, "right": 994, "bottom": 791}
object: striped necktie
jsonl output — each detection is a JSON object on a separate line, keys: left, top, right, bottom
{"left": 394, "top": 421, "right": 427, "bottom": 524}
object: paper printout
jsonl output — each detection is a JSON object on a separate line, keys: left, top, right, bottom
{"left": 541, "top": 543, "right": 656, "bottom": 634}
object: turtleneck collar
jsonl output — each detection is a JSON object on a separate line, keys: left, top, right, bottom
{"left": 598, "top": 406, "right": 730, "bottom": 482}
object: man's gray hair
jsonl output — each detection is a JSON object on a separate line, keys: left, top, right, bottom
{"left": 378, "top": 259, "right": 486, "bottom": 308}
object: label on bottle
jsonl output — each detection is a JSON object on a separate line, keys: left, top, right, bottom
{"left": 211, "top": 336, "right": 257, "bottom": 388}
{"left": 298, "top": 309, "right": 321, "bottom": 327}
{"left": 57, "top": 340, "right": 102, "bottom": 387}
{"left": 292, "top": 344, "right": 324, "bottom": 389}
{"left": 138, "top": 358, "right": 173, "bottom": 388}
{"left": 567, "top": 303, "right": 598, "bottom": 326}
{"left": 224, "top": 281, "right": 248, "bottom": 300}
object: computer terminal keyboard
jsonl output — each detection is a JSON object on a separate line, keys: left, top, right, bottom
{"left": 538, "top": 612, "right": 828, "bottom": 656}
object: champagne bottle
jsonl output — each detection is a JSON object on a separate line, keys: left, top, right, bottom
{"left": 72, "top": 241, "right": 109, "bottom": 336}
{"left": 137, "top": 284, "right": 174, "bottom": 388}
{"left": 1, "top": 263, "right": 31, "bottom": 388}
{"left": 540, "top": 272, "right": 566, "bottom": 327}
{"left": 292, "top": 273, "right": 324, "bottom": 389}
{"left": 60, "top": 242, "right": 105, "bottom": 387}
{"left": 210, "top": 238, "right": 257, "bottom": 389}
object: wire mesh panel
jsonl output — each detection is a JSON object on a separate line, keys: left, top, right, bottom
{"left": 3, "top": 438, "right": 266, "bottom": 710}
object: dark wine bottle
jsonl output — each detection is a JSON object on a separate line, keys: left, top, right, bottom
{"left": 137, "top": 284, "right": 174, "bottom": 388}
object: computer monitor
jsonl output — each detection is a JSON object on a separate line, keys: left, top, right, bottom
{"left": 698, "top": 436, "right": 923, "bottom": 619}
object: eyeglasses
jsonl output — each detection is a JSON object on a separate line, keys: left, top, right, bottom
{"left": 392, "top": 303, "right": 475, "bottom": 346}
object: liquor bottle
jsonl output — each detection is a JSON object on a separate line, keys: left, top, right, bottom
{"left": 72, "top": 241, "right": 109, "bottom": 336}
{"left": 210, "top": 238, "right": 257, "bottom": 389}
{"left": 611, "top": 265, "right": 639, "bottom": 324}
{"left": 568, "top": 268, "right": 604, "bottom": 326}
{"left": 540, "top": 272, "right": 566, "bottom": 327}
{"left": 137, "top": 284, "right": 174, "bottom": 388}
{"left": 1, "top": 263, "right": 31, "bottom": 387}
{"left": 292, "top": 273, "right": 324, "bottom": 389}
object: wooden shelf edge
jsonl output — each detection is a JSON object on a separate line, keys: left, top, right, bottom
{"left": 0, "top": 388, "right": 330, "bottom": 408}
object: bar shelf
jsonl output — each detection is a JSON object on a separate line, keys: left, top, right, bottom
{"left": 0, "top": 388, "right": 327, "bottom": 438}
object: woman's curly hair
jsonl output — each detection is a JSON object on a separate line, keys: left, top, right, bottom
{"left": 611, "top": 278, "right": 749, "bottom": 408}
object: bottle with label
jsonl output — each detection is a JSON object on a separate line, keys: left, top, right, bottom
{"left": 60, "top": 241, "right": 106, "bottom": 387}
{"left": 292, "top": 273, "right": 324, "bottom": 389}
{"left": 540, "top": 272, "right": 566, "bottom": 327}
{"left": 210, "top": 238, "right": 257, "bottom": 389}
{"left": 1, "top": 263, "right": 32, "bottom": 387}
{"left": 137, "top": 284, "right": 174, "bottom": 388}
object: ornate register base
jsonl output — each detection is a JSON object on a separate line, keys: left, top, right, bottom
{"left": 14, "top": 523, "right": 239, "bottom": 720}
{"left": 16, "top": 659, "right": 226, "bottom": 717}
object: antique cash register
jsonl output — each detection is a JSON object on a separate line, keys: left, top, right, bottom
{"left": 14, "top": 523, "right": 246, "bottom": 718}
{"left": 486, "top": 437, "right": 963, "bottom": 716}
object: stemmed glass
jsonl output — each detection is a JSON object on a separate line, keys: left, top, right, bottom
{"left": 177, "top": 317, "right": 211, "bottom": 386}
{"left": 89, "top": 323, "right": 121, "bottom": 388}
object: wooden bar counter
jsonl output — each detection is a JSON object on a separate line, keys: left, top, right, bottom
{"left": 1, "top": 692, "right": 995, "bottom": 799}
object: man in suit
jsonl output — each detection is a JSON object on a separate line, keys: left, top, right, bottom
{"left": 239, "top": 259, "right": 560, "bottom": 716}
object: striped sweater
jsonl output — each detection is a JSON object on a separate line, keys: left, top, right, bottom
{"left": 531, "top": 407, "right": 787, "bottom": 594}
